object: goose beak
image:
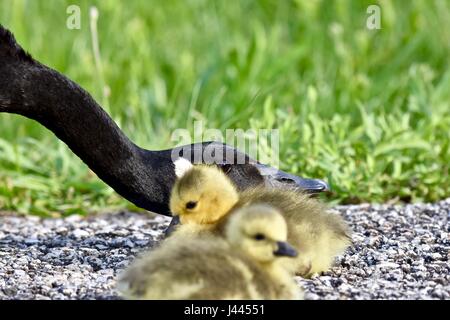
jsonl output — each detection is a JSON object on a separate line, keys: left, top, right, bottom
{"left": 274, "top": 241, "right": 298, "bottom": 257}
{"left": 164, "top": 215, "right": 180, "bottom": 237}
{"left": 255, "top": 163, "right": 330, "bottom": 193}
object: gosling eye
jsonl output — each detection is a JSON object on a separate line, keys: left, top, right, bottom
{"left": 185, "top": 201, "right": 197, "bottom": 210}
{"left": 254, "top": 233, "right": 266, "bottom": 241}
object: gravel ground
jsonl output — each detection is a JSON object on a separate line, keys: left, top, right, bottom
{"left": 0, "top": 199, "right": 449, "bottom": 300}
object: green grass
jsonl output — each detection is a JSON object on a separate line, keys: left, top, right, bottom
{"left": 1, "top": 0, "right": 449, "bottom": 216}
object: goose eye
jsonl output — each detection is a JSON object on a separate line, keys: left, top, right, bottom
{"left": 254, "top": 233, "right": 266, "bottom": 241}
{"left": 220, "top": 164, "right": 232, "bottom": 174}
{"left": 185, "top": 201, "right": 197, "bottom": 210}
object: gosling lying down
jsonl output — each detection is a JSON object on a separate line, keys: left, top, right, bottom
{"left": 169, "top": 161, "right": 351, "bottom": 277}
{"left": 117, "top": 205, "right": 302, "bottom": 300}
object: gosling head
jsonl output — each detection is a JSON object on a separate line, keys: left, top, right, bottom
{"left": 225, "top": 204, "right": 298, "bottom": 263}
{"left": 170, "top": 160, "right": 239, "bottom": 226}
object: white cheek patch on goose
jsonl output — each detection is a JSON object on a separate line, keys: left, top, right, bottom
{"left": 173, "top": 158, "right": 194, "bottom": 178}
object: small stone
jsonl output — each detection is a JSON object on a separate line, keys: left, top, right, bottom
{"left": 14, "top": 269, "right": 26, "bottom": 277}
{"left": 24, "top": 238, "right": 39, "bottom": 245}
{"left": 72, "top": 229, "right": 90, "bottom": 239}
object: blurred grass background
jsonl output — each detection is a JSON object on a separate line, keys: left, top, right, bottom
{"left": 0, "top": 0, "right": 449, "bottom": 216}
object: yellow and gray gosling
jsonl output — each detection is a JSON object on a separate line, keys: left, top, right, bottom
{"left": 232, "top": 187, "right": 351, "bottom": 277}
{"left": 167, "top": 163, "right": 239, "bottom": 238}
{"left": 169, "top": 161, "right": 351, "bottom": 277}
{"left": 117, "top": 204, "right": 302, "bottom": 300}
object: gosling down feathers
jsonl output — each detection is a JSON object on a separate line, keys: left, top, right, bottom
{"left": 117, "top": 205, "right": 302, "bottom": 300}
{"left": 169, "top": 160, "right": 352, "bottom": 277}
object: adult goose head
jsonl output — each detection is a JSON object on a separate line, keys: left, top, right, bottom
{"left": 0, "top": 25, "right": 329, "bottom": 216}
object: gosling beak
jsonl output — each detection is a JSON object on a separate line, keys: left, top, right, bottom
{"left": 255, "top": 163, "right": 330, "bottom": 194}
{"left": 274, "top": 241, "right": 298, "bottom": 257}
{"left": 164, "top": 215, "right": 180, "bottom": 237}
